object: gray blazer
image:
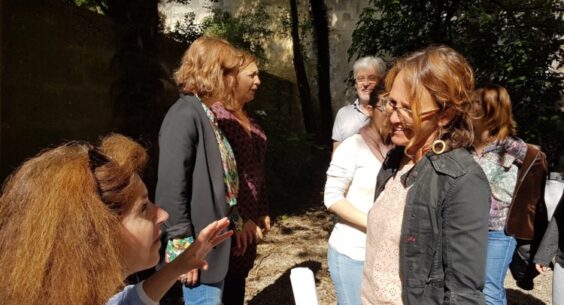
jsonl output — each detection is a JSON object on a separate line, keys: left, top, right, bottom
{"left": 156, "top": 94, "right": 230, "bottom": 283}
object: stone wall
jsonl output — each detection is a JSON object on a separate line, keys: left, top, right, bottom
{"left": 326, "top": 0, "right": 371, "bottom": 106}
{"left": 0, "top": 0, "right": 299, "bottom": 182}
{"left": 1, "top": 0, "right": 120, "bottom": 179}
{"left": 159, "top": 0, "right": 219, "bottom": 29}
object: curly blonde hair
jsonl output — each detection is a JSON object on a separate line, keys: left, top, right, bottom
{"left": 0, "top": 134, "right": 147, "bottom": 305}
{"left": 385, "top": 45, "right": 476, "bottom": 155}
{"left": 174, "top": 36, "right": 256, "bottom": 111}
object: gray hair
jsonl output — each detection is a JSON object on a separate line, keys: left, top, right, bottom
{"left": 353, "top": 56, "right": 386, "bottom": 78}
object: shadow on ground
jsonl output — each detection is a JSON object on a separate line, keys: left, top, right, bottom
{"left": 507, "top": 288, "right": 547, "bottom": 305}
{"left": 247, "top": 260, "right": 322, "bottom": 305}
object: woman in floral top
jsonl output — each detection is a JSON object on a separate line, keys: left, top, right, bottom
{"left": 211, "top": 50, "right": 270, "bottom": 305}
{"left": 472, "top": 85, "right": 545, "bottom": 305}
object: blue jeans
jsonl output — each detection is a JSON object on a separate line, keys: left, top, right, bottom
{"left": 327, "top": 246, "right": 363, "bottom": 305}
{"left": 484, "top": 231, "right": 516, "bottom": 305}
{"left": 182, "top": 280, "right": 224, "bottom": 305}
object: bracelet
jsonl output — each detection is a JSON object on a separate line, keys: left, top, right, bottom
{"left": 230, "top": 214, "right": 244, "bottom": 232}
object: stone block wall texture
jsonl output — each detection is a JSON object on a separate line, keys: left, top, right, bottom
{"left": 326, "top": 0, "right": 371, "bottom": 108}
{"left": 1, "top": 0, "right": 119, "bottom": 179}
{"left": 0, "top": 0, "right": 299, "bottom": 181}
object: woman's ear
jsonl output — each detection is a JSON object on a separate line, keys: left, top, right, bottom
{"left": 438, "top": 107, "right": 456, "bottom": 127}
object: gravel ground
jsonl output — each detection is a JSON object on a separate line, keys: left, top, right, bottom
{"left": 244, "top": 207, "right": 554, "bottom": 305}
{"left": 505, "top": 269, "right": 552, "bottom": 305}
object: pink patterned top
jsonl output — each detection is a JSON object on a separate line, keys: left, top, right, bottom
{"left": 361, "top": 163, "right": 413, "bottom": 305}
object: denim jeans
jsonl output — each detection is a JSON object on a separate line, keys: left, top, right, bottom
{"left": 484, "top": 230, "right": 516, "bottom": 305}
{"left": 327, "top": 246, "right": 363, "bottom": 305}
{"left": 182, "top": 280, "right": 224, "bottom": 305}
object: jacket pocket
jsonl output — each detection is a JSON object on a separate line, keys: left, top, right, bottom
{"left": 404, "top": 284, "right": 444, "bottom": 305}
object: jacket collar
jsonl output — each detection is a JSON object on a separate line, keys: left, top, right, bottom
{"left": 375, "top": 146, "right": 472, "bottom": 200}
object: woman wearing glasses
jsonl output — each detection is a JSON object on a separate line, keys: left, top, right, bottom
{"left": 332, "top": 56, "right": 387, "bottom": 151}
{"left": 324, "top": 89, "right": 391, "bottom": 305}
{"left": 360, "top": 46, "right": 490, "bottom": 305}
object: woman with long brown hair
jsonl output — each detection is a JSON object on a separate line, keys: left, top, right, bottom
{"left": 360, "top": 45, "right": 491, "bottom": 305}
{"left": 472, "top": 85, "right": 547, "bottom": 305}
{"left": 0, "top": 134, "right": 232, "bottom": 305}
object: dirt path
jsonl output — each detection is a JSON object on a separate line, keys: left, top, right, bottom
{"left": 244, "top": 206, "right": 554, "bottom": 305}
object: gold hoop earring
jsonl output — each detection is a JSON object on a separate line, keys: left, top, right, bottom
{"left": 431, "top": 139, "right": 447, "bottom": 154}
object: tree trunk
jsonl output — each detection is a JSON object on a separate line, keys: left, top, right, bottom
{"left": 289, "top": 0, "right": 316, "bottom": 134}
{"left": 310, "top": 0, "right": 333, "bottom": 144}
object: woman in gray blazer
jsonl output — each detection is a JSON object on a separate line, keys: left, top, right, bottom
{"left": 156, "top": 36, "right": 244, "bottom": 305}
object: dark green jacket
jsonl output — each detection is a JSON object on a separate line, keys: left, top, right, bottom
{"left": 375, "top": 147, "right": 491, "bottom": 305}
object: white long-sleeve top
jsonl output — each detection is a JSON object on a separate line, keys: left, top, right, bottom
{"left": 324, "top": 134, "right": 382, "bottom": 261}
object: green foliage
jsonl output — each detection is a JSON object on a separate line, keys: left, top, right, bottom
{"left": 167, "top": 12, "right": 203, "bottom": 44}
{"left": 350, "top": 0, "right": 564, "bottom": 153}
{"left": 70, "top": 0, "right": 201, "bottom": 16}
{"left": 71, "top": 0, "right": 108, "bottom": 14}
{"left": 201, "top": 5, "right": 274, "bottom": 62}
{"left": 167, "top": 4, "right": 275, "bottom": 61}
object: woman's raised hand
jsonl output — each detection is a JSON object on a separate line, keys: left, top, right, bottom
{"left": 176, "top": 218, "right": 233, "bottom": 272}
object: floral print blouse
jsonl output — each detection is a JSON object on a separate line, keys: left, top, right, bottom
{"left": 473, "top": 136, "right": 528, "bottom": 231}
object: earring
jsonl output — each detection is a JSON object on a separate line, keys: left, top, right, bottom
{"left": 432, "top": 128, "right": 446, "bottom": 154}
{"left": 431, "top": 139, "right": 447, "bottom": 154}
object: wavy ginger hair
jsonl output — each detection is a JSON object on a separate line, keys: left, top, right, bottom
{"left": 0, "top": 134, "right": 148, "bottom": 305}
{"left": 174, "top": 36, "right": 253, "bottom": 111}
{"left": 385, "top": 45, "right": 476, "bottom": 155}
{"left": 473, "top": 84, "right": 517, "bottom": 141}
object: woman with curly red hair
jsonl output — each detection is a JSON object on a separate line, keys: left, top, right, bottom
{"left": 0, "top": 134, "right": 232, "bottom": 305}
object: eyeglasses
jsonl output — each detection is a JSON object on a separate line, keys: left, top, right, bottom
{"left": 355, "top": 75, "right": 379, "bottom": 85}
{"left": 88, "top": 147, "right": 110, "bottom": 172}
{"left": 87, "top": 147, "right": 112, "bottom": 201}
{"left": 88, "top": 146, "right": 129, "bottom": 214}
{"left": 379, "top": 94, "right": 440, "bottom": 122}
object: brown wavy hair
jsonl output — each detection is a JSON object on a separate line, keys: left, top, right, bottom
{"left": 473, "top": 84, "right": 517, "bottom": 141}
{"left": 384, "top": 45, "right": 476, "bottom": 154}
{"left": 174, "top": 36, "right": 254, "bottom": 110}
{"left": 0, "top": 134, "right": 147, "bottom": 305}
